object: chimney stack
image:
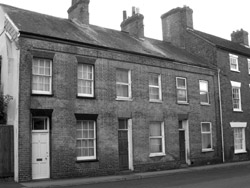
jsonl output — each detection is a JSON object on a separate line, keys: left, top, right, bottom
{"left": 120, "top": 7, "right": 144, "bottom": 38}
{"left": 231, "top": 29, "right": 249, "bottom": 46}
{"left": 68, "top": 0, "right": 90, "bottom": 25}
{"left": 161, "top": 6, "right": 193, "bottom": 48}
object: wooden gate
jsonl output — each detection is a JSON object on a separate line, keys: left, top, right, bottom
{"left": 0, "top": 125, "right": 14, "bottom": 177}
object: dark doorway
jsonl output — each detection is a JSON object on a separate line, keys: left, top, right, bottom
{"left": 118, "top": 119, "right": 129, "bottom": 170}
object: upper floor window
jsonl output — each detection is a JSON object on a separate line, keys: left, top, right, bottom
{"left": 116, "top": 69, "right": 131, "bottom": 100}
{"left": 78, "top": 64, "right": 94, "bottom": 97}
{"left": 149, "top": 122, "right": 165, "bottom": 157}
{"left": 199, "top": 80, "right": 209, "bottom": 104}
{"left": 248, "top": 59, "right": 250, "bottom": 74}
{"left": 230, "top": 81, "right": 242, "bottom": 111}
{"left": 32, "top": 58, "right": 52, "bottom": 94}
{"left": 229, "top": 54, "right": 239, "bottom": 72}
{"left": 176, "top": 77, "right": 187, "bottom": 103}
{"left": 76, "top": 120, "right": 96, "bottom": 160}
{"left": 201, "top": 122, "right": 213, "bottom": 151}
{"left": 149, "top": 73, "right": 162, "bottom": 101}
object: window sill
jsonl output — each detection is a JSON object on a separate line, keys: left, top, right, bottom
{"left": 31, "top": 93, "right": 53, "bottom": 97}
{"left": 149, "top": 100, "right": 162, "bottom": 103}
{"left": 233, "top": 109, "right": 243, "bottom": 112}
{"left": 200, "top": 103, "right": 210, "bottom": 106}
{"left": 77, "top": 95, "right": 96, "bottom": 99}
{"left": 76, "top": 159, "right": 99, "bottom": 163}
{"left": 177, "top": 101, "right": 189, "bottom": 105}
{"left": 234, "top": 150, "right": 247, "bottom": 154}
{"left": 202, "top": 149, "right": 214, "bottom": 153}
{"left": 230, "top": 69, "right": 240, "bottom": 73}
{"left": 149, "top": 153, "right": 166, "bottom": 157}
{"left": 116, "top": 98, "right": 133, "bottom": 101}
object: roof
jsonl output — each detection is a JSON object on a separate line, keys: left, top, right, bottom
{"left": 0, "top": 4, "right": 212, "bottom": 69}
{"left": 189, "top": 29, "right": 250, "bottom": 57}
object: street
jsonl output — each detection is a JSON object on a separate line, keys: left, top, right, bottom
{"left": 66, "top": 164, "right": 250, "bottom": 188}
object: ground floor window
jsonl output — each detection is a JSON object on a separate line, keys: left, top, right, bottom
{"left": 76, "top": 120, "right": 96, "bottom": 160}
{"left": 201, "top": 122, "right": 213, "bottom": 151}
{"left": 149, "top": 122, "right": 165, "bottom": 157}
{"left": 230, "top": 122, "right": 247, "bottom": 154}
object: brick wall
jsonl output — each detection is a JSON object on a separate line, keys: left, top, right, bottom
{"left": 17, "top": 37, "right": 220, "bottom": 181}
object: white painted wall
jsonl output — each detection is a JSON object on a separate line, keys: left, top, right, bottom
{"left": 0, "top": 7, "right": 20, "bottom": 182}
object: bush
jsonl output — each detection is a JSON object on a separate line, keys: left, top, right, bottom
{"left": 0, "top": 92, "right": 13, "bottom": 123}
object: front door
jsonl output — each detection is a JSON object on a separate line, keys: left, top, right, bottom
{"left": 32, "top": 117, "right": 50, "bottom": 180}
{"left": 179, "top": 129, "right": 186, "bottom": 163}
{"left": 118, "top": 119, "right": 129, "bottom": 170}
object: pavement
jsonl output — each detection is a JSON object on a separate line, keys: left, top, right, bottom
{"left": 1, "top": 160, "right": 250, "bottom": 188}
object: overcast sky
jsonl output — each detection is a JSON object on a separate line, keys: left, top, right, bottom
{"left": 0, "top": 0, "right": 250, "bottom": 41}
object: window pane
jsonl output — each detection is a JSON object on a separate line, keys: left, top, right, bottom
{"left": 200, "top": 81, "right": 208, "bottom": 91}
{"left": 202, "top": 134, "right": 211, "bottom": 149}
{"left": 149, "top": 87, "right": 160, "bottom": 100}
{"left": 32, "top": 118, "right": 47, "bottom": 130}
{"left": 116, "top": 69, "right": 129, "bottom": 83}
{"left": 177, "top": 89, "right": 187, "bottom": 102}
{"left": 149, "top": 74, "right": 159, "bottom": 86}
{"left": 150, "top": 123, "right": 161, "bottom": 136}
{"left": 177, "top": 78, "right": 186, "bottom": 88}
{"left": 32, "top": 58, "right": 52, "bottom": 93}
{"left": 201, "top": 123, "right": 210, "bottom": 132}
{"left": 200, "top": 92, "right": 209, "bottom": 103}
{"left": 118, "top": 119, "right": 128, "bottom": 130}
{"left": 116, "top": 84, "right": 129, "bottom": 97}
{"left": 234, "top": 128, "right": 243, "bottom": 150}
{"left": 150, "top": 138, "right": 162, "bottom": 153}
{"left": 76, "top": 120, "right": 96, "bottom": 159}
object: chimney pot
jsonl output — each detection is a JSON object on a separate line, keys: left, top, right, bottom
{"left": 121, "top": 7, "right": 144, "bottom": 38}
{"left": 123, "top": 10, "right": 127, "bottom": 21}
{"left": 132, "top": 7, "right": 136, "bottom": 15}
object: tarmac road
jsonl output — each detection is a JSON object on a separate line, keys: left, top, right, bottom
{"left": 65, "top": 163, "right": 250, "bottom": 188}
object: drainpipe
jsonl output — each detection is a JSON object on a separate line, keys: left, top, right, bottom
{"left": 218, "top": 69, "right": 225, "bottom": 162}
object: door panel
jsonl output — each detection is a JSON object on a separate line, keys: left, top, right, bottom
{"left": 32, "top": 132, "right": 49, "bottom": 179}
{"left": 118, "top": 130, "right": 129, "bottom": 170}
{"left": 179, "top": 130, "right": 186, "bottom": 163}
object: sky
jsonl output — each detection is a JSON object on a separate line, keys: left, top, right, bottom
{"left": 0, "top": 0, "right": 250, "bottom": 41}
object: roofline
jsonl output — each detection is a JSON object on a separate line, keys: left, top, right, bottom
{"left": 187, "top": 28, "right": 250, "bottom": 58}
{"left": 19, "top": 31, "right": 214, "bottom": 70}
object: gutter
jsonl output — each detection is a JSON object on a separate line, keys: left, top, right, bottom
{"left": 218, "top": 69, "right": 225, "bottom": 162}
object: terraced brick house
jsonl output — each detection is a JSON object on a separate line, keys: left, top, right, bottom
{"left": 162, "top": 6, "right": 250, "bottom": 162}
{"left": 0, "top": 1, "right": 221, "bottom": 182}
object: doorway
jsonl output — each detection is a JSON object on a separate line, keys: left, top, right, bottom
{"left": 178, "top": 120, "right": 190, "bottom": 165}
{"left": 118, "top": 119, "right": 133, "bottom": 171}
{"left": 31, "top": 117, "right": 50, "bottom": 180}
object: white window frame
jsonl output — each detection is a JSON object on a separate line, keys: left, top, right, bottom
{"left": 229, "top": 54, "right": 239, "bottom": 72}
{"left": 230, "top": 81, "right": 242, "bottom": 111}
{"left": 32, "top": 58, "right": 52, "bottom": 95}
{"left": 176, "top": 77, "right": 188, "bottom": 103}
{"left": 76, "top": 120, "right": 96, "bottom": 161}
{"left": 199, "top": 80, "right": 209, "bottom": 105}
{"left": 248, "top": 59, "right": 250, "bottom": 74}
{"left": 149, "top": 122, "right": 165, "bottom": 157}
{"left": 201, "top": 122, "right": 213, "bottom": 152}
{"left": 77, "top": 64, "right": 94, "bottom": 97}
{"left": 149, "top": 73, "right": 162, "bottom": 102}
{"left": 116, "top": 69, "right": 132, "bottom": 100}
{"left": 230, "top": 122, "right": 247, "bottom": 154}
